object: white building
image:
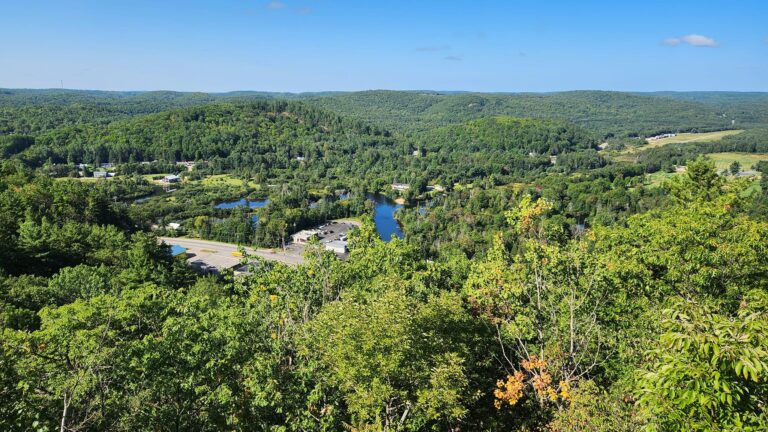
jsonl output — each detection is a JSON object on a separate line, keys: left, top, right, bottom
{"left": 392, "top": 183, "right": 410, "bottom": 191}
{"left": 163, "top": 175, "right": 181, "bottom": 183}
{"left": 291, "top": 229, "right": 321, "bottom": 244}
{"left": 325, "top": 240, "right": 348, "bottom": 254}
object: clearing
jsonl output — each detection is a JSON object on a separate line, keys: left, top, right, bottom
{"left": 619, "top": 130, "right": 743, "bottom": 155}
{"left": 706, "top": 152, "right": 768, "bottom": 172}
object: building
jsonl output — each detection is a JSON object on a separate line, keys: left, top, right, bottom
{"left": 392, "top": 183, "right": 410, "bottom": 191}
{"left": 291, "top": 229, "right": 321, "bottom": 244}
{"left": 100, "top": 163, "right": 114, "bottom": 169}
{"left": 163, "top": 175, "right": 181, "bottom": 183}
{"left": 296, "top": 156, "right": 306, "bottom": 161}
{"left": 648, "top": 133, "right": 677, "bottom": 141}
{"left": 93, "top": 170, "right": 109, "bottom": 178}
{"left": 325, "top": 240, "right": 348, "bottom": 254}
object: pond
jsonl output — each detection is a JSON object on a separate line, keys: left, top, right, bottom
{"left": 369, "top": 195, "right": 404, "bottom": 241}
{"left": 215, "top": 198, "right": 271, "bottom": 209}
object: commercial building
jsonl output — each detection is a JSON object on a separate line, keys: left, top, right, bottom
{"left": 325, "top": 240, "right": 348, "bottom": 254}
{"left": 291, "top": 229, "right": 321, "bottom": 244}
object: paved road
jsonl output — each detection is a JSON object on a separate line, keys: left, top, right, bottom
{"left": 159, "top": 237, "right": 305, "bottom": 269}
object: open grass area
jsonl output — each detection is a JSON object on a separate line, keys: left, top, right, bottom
{"left": 618, "top": 130, "right": 743, "bottom": 155}
{"left": 706, "top": 152, "right": 768, "bottom": 172}
{"left": 641, "top": 152, "right": 768, "bottom": 188}
{"left": 141, "top": 173, "right": 172, "bottom": 183}
{"left": 645, "top": 130, "right": 743, "bottom": 147}
{"left": 198, "top": 174, "right": 260, "bottom": 188}
{"left": 645, "top": 171, "right": 678, "bottom": 187}
{"left": 200, "top": 174, "right": 243, "bottom": 186}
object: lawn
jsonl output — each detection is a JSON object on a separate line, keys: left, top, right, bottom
{"left": 706, "top": 152, "right": 768, "bottom": 172}
{"left": 644, "top": 130, "right": 743, "bottom": 148}
{"left": 199, "top": 174, "right": 260, "bottom": 188}
{"left": 617, "top": 130, "right": 743, "bottom": 155}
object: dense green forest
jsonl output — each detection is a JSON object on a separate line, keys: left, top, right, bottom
{"left": 2, "top": 89, "right": 768, "bottom": 431}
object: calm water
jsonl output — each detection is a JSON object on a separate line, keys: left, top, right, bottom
{"left": 370, "top": 195, "right": 404, "bottom": 241}
{"left": 215, "top": 198, "right": 271, "bottom": 209}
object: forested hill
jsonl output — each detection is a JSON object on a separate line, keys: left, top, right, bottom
{"left": 0, "top": 90, "right": 225, "bottom": 134}
{"left": 419, "top": 116, "right": 596, "bottom": 155}
{"left": 4, "top": 89, "right": 765, "bottom": 139}
{"left": 644, "top": 91, "right": 768, "bottom": 128}
{"left": 18, "top": 101, "right": 392, "bottom": 167}
{"left": 304, "top": 90, "right": 740, "bottom": 136}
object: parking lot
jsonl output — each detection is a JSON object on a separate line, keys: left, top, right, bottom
{"left": 316, "top": 221, "right": 355, "bottom": 243}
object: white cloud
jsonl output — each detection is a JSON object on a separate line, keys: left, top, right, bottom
{"left": 663, "top": 34, "right": 718, "bottom": 48}
{"left": 682, "top": 34, "right": 718, "bottom": 47}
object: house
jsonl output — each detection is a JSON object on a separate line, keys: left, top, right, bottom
{"left": 296, "top": 156, "right": 306, "bottom": 161}
{"left": 325, "top": 240, "right": 348, "bottom": 254}
{"left": 549, "top": 156, "right": 557, "bottom": 165}
{"left": 163, "top": 175, "right": 181, "bottom": 183}
{"left": 392, "top": 183, "right": 410, "bottom": 191}
{"left": 100, "top": 163, "right": 114, "bottom": 169}
{"left": 166, "top": 222, "right": 181, "bottom": 230}
{"left": 412, "top": 150, "right": 420, "bottom": 157}
{"left": 93, "top": 171, "right": 109, "bottom": 178}
{"left": 291, "top": 229, "right": 321, "bottom": 244}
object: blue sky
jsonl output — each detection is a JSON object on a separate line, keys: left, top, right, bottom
{"left": 1, "top": 0, "right": 766, "bottom": 92}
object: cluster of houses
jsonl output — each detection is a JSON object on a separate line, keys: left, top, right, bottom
{"left": 648, "top": 133, "right": 677, "bottom": 141}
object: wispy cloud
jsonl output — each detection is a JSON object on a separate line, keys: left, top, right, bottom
{"left": 444, "top": 55, "right": 463, "bottom": 62}
{"left": 266, "top": 1, "right": 286, "bottom": 10}
{"left": 415, "top": 45, "right": 450, "bottom": 52}
{"left": 663, "top": 34, "right": 718, "bottom": 47}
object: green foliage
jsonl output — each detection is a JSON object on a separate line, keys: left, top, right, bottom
{"left": 636, "top": 293, "right": 768, "bottom": 431}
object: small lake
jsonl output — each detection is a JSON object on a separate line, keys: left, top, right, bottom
{"left": 369, "top": 195, "right": 404, "bottom": 241}
{"left": 215, "top": 198, "right": 271, "bottom": 209}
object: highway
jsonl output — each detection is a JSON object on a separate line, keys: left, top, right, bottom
{"left": 158, "top": 237, "right": 305, "bottom": 269}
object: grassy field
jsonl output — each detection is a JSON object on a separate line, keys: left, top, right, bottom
{"left": 706, "top": 152, "right": 768, "bottom": 171}
{"left": 642, "top": 152, "right": 768, "bottom": 188}
{"left": 645, "top": 130, "right": 743, "bottom": 147}
{"left": 198, "top": 174, "right": 260, "bottom": 188}
{"left": 618, "top": 130, "right": 743, "bottom": 155}
{"left": 645, "top": 171, "right": 678, "bottom": 187}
